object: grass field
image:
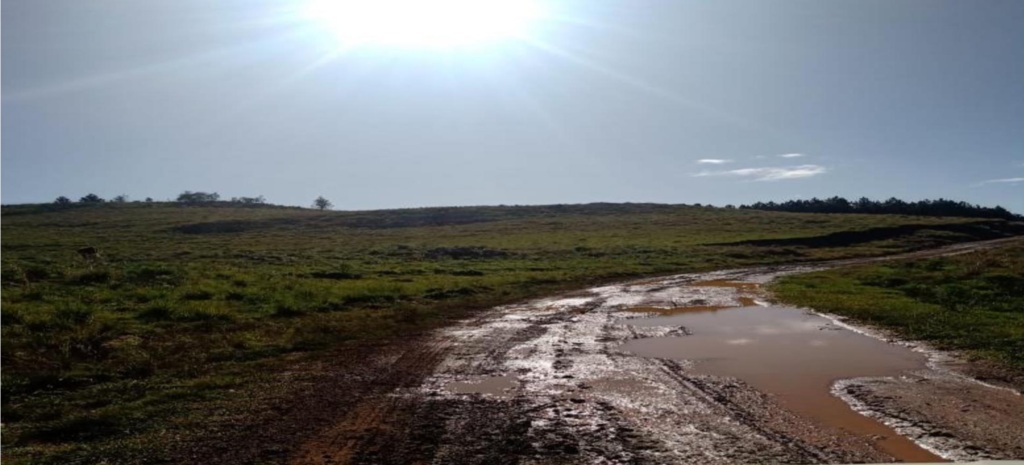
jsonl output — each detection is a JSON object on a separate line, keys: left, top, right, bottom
{"left": 2, "top": 201, "right": 1021, "bottom": 463}
{"left": 774, "top": 240, "right": 1024, "bottom": 372}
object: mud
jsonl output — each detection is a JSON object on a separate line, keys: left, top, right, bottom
{"left": 835, "top": 375, "right": 1024, "bottom": 460}
{"left": 407, "top": 240, "right": 1023, "bottom": 463}
{"left": 242, "top": 238, "right": 1024, "bottom": 465}
{"left": 447, "top": 376, "right": 519, "bottom": 398}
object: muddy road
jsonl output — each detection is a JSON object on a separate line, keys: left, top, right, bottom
{"left": 284, "top": 238, "right": 1024, "bottom": 465}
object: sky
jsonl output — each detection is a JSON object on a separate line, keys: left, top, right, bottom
{"left": 3, "top": 0, "right": 1023, "bottom": 212}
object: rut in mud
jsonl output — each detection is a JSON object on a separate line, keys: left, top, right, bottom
{"left": 290, "top": 239, "right": 1024, "bottom": 464}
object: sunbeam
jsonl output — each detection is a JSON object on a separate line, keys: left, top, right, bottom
{"left": 521, "top": 37, "right": 787, "bottom": 142}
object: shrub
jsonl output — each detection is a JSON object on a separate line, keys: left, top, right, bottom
{"left": 309, "top": 271, "right": 362, "bottom": 280}
{"left": 124, "top": 265, "right": 178, "bottom": 285}
{"left": 176, "top": 191, "right": 220, "bottom": 204}
{"left": 272, "top": 304, "right": 306, "bottom": 318}
{"left": 79, "top": 193, "right": 105, "bottom": 203}
{"left": 69, "top": 270, "right": 111, "bottom": 285}
{"left": 137, "top": 305, "right": 173, "bottom": 322}
{"left": 180, "top": 289, "right": 215, "bottom": 301}
{"left": 53, "top": 305, "right": 94, "bottom": 327}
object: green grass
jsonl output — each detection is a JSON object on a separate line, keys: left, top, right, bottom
{"left": 1, "top": 201, "right": 1019, "bottom": 463}
{"left": 773, "top": 241, "right": 1024, "bottom": 371}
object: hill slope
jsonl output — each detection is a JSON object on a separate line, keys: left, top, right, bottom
{"left": 2, "top": 202, "right": 1022, "bottom": 464}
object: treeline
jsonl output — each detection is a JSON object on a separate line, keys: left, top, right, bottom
{"left": 740, "top": 197, "right": 1021, "bottom": 221}
{"left": 53, "top": 191, "right": 267, "bottom": 205}
{"left": 51, "top": 191, "right": 334, "bottom": 210}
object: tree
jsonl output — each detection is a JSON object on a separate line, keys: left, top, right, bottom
{"left": 54, "top": 196, "right": 72, "bottom": 205}
{"left": 740, "top": 196, "right": 1022, "bottom": 221}
{"left": 231, "top": 195, "right": 266, "bottom": 205}
{"left": 79, "top": 193, "right": 105, "bottom": 203}
{"left": 176, "top": 191, "right": 220, "bottom": 204}
{"left": 112, "top": 194, "right": 129, "bottom": 203}
{"left": 313, "top": 196, "right": 333, "bottom": 211}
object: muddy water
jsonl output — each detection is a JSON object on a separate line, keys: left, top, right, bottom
{"left": 623, "top": 298, "right": 758, "bottom": 316}
{"left": 622, "top": 305, "right": 943, "bottom": 462}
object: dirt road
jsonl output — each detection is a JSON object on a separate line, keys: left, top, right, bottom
{"left": 194, "top": 238, "right": 1024, "bottom": 464}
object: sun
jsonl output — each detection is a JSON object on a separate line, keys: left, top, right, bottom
{"left": 303, "top": 0, "right": 546, "bottom": 49}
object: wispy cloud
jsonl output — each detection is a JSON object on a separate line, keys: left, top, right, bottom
{"left": 778, "top": 153, "right": 805, "bottom": 158}
{"left": 696, "top": 158, "right": 732, "bottom": 164}
{"left": 979, "top": 177, "right": 1024, "bottom": 185}
{"left": 694, "top": 164, "right": 827, "bottom": 181}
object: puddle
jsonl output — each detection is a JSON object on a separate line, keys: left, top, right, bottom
{"left": 736, "top": 296, "right": 757, "bottom": 307}
{"left": 622, "top": 305, "right": 734, "bottom": 316}
{"left": 622, "top": 306, "right": 943, "bottom": 462}
{"left": 446, "top": 375, "right": 517, "bottom": 398}
{"left": 614, "top": 299, "right": 761, "bottom": 317}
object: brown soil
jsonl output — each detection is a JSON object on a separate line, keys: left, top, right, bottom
{"left": 838, "top": 375, "right": 1024, "bottom": 460}
{"left": 167, "top": 339, "right": 447, "bottom": 464}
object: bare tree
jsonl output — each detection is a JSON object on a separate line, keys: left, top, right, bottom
{"left": 313, "top": 196, "right": 333, "bottom": 211}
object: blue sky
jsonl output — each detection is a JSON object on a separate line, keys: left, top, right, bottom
{"left": 3, "top": 0, "right": 1022, "bottom": 211}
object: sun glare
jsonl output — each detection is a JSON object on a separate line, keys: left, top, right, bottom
{"left": 304, "top": 0, "right": 545, "bottom": 49}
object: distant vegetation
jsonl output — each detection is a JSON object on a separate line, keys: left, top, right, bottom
{"left": 47, "top": 192, "right": 324, "bottom": 210}
{"left": 312, "top": 195, "right": 333, "bottom": 211}
{"left": 175, "top": 191, "right": 221, "bottom": 204}
{"left": 78, "top": 193, "right": 104, "bottom": 204}
{"left": 229, "top": 195, "right": 266, "bottom": 205}
{"left": 775, "top": 241, "right": 1024, "bottom": 373}
{"left": 741, "top": 197, "right": 1021, "bottom": 221}
{"left": 38, "top": 194, "right": 1021, "bottom": 222}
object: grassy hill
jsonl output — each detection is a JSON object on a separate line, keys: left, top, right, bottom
{"left": 3, "top": 201, "right": 1022, "bottom": 463}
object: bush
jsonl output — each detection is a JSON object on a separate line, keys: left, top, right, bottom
{"left": 124, "top": 265, "right": 178, "bottom": 285}
{"left": 79, "top": 193, "right": 105, "bottom": 204}
{"left": 69, "top": 270, "right": 111, "bottom": 285}
{"left": 309, "top": 271, "right": 362, "bottom": 280}
{"left": 176, "top": 191, "right": 220, "bottom": 204}
{"left": 180, "top": 290, "right": 215, "bottom": 301}
{"left": 272, "top": 304, "right": 306, "bottom": 318}
{"left": 137, "top": 305, "right": 173, "bottom": 322}
{"left": 53, "top": 305, "right": 94, "bottom": 327}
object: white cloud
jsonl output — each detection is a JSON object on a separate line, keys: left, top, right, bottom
{"left": 778, "top": 153, "right": 805, "bottom": 158}
{"left": 696, "top": 158, "right": 732, "bottom": 164}
{"left": 979, "top": 177, "right": 1024, "bottom": 185}
{"left": 694, "top": 164, "right": 827, "bottom": 181}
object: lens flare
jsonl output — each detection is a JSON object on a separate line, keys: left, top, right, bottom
{"left": 304, "top": 0, "right": 545, "bottom": 49}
